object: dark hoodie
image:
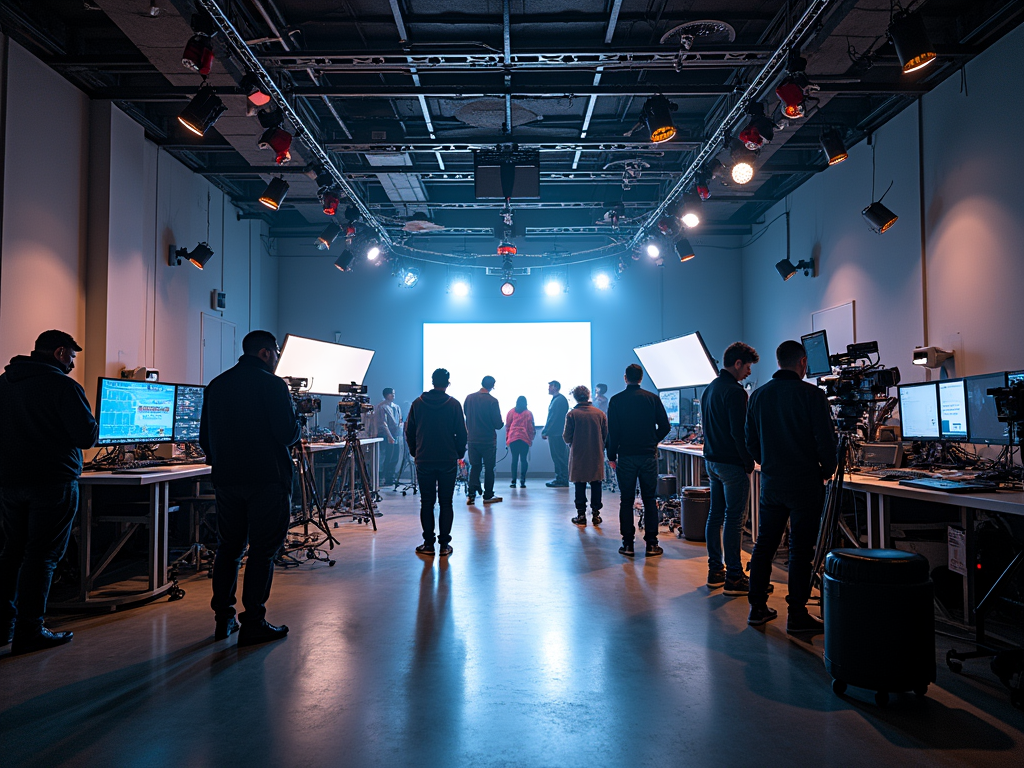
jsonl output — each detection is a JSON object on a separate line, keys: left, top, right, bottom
{"left": 405, "top": 389, "right": 468, "bottom": 466}
{"left": 0, "top": 353, "right": 99, "bottom": 485}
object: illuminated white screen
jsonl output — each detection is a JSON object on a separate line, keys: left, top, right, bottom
{"left": 634, "top": 332, "right": 718, "bottom": 389}
{"left": 423, "top": 323, "right": 591, "bottom": 411}
{"left": 276, "top": 334, "right": 375, "bottom": 395}
{"left": 938, "top": 380, "right": 968, "bottom": 438}
{"left": 898, "top": 383, "right": 939, "bottom": 439}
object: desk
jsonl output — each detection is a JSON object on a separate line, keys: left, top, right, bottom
{"left": 69, "top": 465, "right": 211, "bottom": 608}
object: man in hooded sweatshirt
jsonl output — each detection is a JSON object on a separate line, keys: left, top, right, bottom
{"left": 406, "top": 368, "right": 467, "bottom": 557}
{"left": 0, "top": 330, "right": 98, "bottom": 655}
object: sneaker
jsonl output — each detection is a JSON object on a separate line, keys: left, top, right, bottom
{"left": 466, "top": 495, "right": 476, "bottom": 505}
{"left": 571, "top": 514, "right": 587, "bottom": 527}
{"left": 618, "top": 541, "right": 635, "bottom": 557}
{"left": 483, "top": 496, "right": 502, "bottom": 504}
{"left": 723, "top": 576, "right": 750, "bottom": 596}
{"left": 592, "top": 514, "right": 602, "bottom": 525}
{"left": 787, "top": 611, "right": 824, "bottom": 636}
{"left": 707, "top": 570, "right": 727, "bottom": 589}
{"left": 645, "top": 544, "right": 663, "bottom": 557}
{"left": 510, "top": 480, "right": 517, "bottom": 488}
{"left": 415, "top": 543, "right": 436, "bottom": 556}
{"left": 438, "top": 544, "right": 453, "bottom": 557}
{"left": 747, "top": 604, "right": 779, "bottom": 626}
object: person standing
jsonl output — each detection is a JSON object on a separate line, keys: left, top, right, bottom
{"left": 701, "top": 342, "right": 759, "bottom": 595}
{"left": 463, "top": 376, "right": 504, "bottom": 504}
{"left": 0, "top": 330, "right": 98, "bottom": 655}
{"left": 606, "top": 364, "right": 671, "bottom": 557}
{"left": 542, "top": 381, "right": 570, "bottom": 487}
{"left": 406, "top": 368, "right": 467, "bottom": 557}
{"left": 593, "top": 383, "right": 609, "bottom": 415}
{"left": 745, "top": 340, "right": 837, "bottom": 635}
{"left": 200, "top": 330, "right": 300, "bottom": 646}
{"left": 375, "top": 387, "right": 403, "bottom": 486}
{"left": 563, "top": 386, "right": 608, "bottom": 527}
{"left": 505, "top": 396, "right": 535, "bottom": 488}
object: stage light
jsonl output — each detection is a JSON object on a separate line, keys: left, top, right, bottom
{"left": 646, "top": 242, "right": 661, "bottom": 259}
{"left": 334, "top": 250, "right": 355, "bottom": 272}
{"left": 320, "top": 187, "right": 341, "bottom": 216}
{"left": 401, "top": 267, "right": 420, "bottom": 287}
{"left": 258, "top": 177, "right": 289, "bottom": 210}
{"left": 775, "top": 51, "right": 815, "bottom": 119}
{"left": 731, "top": 160, "right": 754, "bottom": 185}
{"left": 675, "top": 238, "right": 695, "bottom": 263}
{"left": 680, "top": 191, "right": 702, "bottom": 228}
{"left": 366, "top": 242, "right": 381, "bottom": 261}
{"left": 500, "top": 280, "right": 516, "bottom": 297}
{"left": 820, "top": 128, "right": 848, "bottom": 165}
{"left": 642, "top": 96, "right": 678, "bottom": 143}
{"left": 592, "top": 271, "right": 612, "bottom": 290}
{"left": 739, "top": 103, "right": 776, "bottom": 150}
{"left": 172, "top": 242, "right": 214, "bottom": 270}
{"left": 182, "top": 34, "right": 214, "bottom": 76}
{"left": 451, "top": 279, "right": 470, "bottom": 297}
{"left": 694, "top": 170, "right": 711, "bottom": 201}
{"left": 258, "top": 127, "right": 292, "bottom": 165}
{"left": 177, "top": 86, "right": 226, "bottom": 137}
{"left": 316, "top": 222, "right": 342, "bottom": 251}
{"left": 545, "top": 277, "right": 565, "bottom": 296}
{"left": 888, "top": 10, "right": 936, "bottom": 74}
{"left": 775, "top": 257, "right": 815, "bottom": 281}
{"left": 862, "top": 201, "right": 898, "bottom": 234}
{"left": 240, "top": 73, "right": 271, "bottom": 106}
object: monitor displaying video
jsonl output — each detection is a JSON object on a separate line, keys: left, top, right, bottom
{"left": 801, "top": 330, "right": 831, "bottom": 378}
{"left": 1010, "top": 370, "right": 1024, "bottom": 386}
{"left": 659, "top": 390, "right": 680, "bottom": 426}
{"left": 898, "top": 382, "right": 940, "bottom": 440}
{"left": 275, "top": 334, "right": 375, "bottom": 396}
{"left": 96, "top": 378, "right": 176, "bottom": 445}
{"left": 938, "top": 379, "right": 968, "bottom": 440}
{"left": 173, "top": 384, "right": 204, "bottom": 443}
{"left": 967, "top": 372, "right": 1009, "bottom": 445}
{"left": 633, "top": 331, "right": 718, "bottom": 389}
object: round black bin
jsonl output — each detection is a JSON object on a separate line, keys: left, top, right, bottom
{"left": 657, "top": 474, "right": 678, "bottom": 498}
{"left": 824, "top": 548, "right": 935, "bottom": 703}
{"left": 681, "top": 487, "right": 710, "bottom": 542}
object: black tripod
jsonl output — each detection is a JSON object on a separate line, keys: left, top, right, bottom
{"left": 283, "top": 440, "right": 338, "bottom": 566}
{"left": 324, "top": 416, "right": 379, "bottom": 530}
{"left": 810, "top": 431, "right": 862, "bottom": 597}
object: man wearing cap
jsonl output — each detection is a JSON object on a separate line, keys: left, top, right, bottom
{"left": 542, "top": 381, "right": 570, "bottom": 487}
{"left": 375, "top": 387, "right": 403, "bottom": 486}
{"left": 0, "top": 330, "right": 98, "bottom": 655}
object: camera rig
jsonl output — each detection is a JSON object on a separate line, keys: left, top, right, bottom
{"left": 816, "top": 341, "right": 901, "bottom": 435}
{"left": 989, "top": 380, "right": 1024, "bottom": 446}
{"left": 282, "top": 376, "right": 322, "bottom": 421}
{"left": 337, "top": 381, "right": 373, "bottom": 431}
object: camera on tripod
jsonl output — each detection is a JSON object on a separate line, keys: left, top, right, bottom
{"left": 988, "top": 382, "right": 1024, "bottom": 429}
{"left": 283, "top": 376, "right": 322, "bottom": 419}
{"left": 815, "top": 341, "right": 900, "bottom": 433}
{"left": 338, "top": 382, "right": 373, "bottom": 431}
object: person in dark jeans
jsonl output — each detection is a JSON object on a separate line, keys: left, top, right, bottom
{"left": 563, "top": 385, "right": 608, "bottom": 526}
{"left": 701, "top": 341, "right": 759, "bottom": 595}
{"left": 606, "top": 364, "right": 671, "bottom": 557}
{"left": 745, "top": 340, "right": 837, "bottom": 635}
{"left": 463, "top": 376, "right": 504, "bottom": 504}
{"left": 200, "top": 330, "right": 300, "bottom": 647}
{"left": 0, "top": 330, "right": 98, "bottom": 655}
{"left": 542, "top": 381, "right": 570, "bottom": 486}
{"left": 406, "top": 368, "right": 467, "bottom": 557}
{"left": 504, "top": 396, "right": 535, "bottom": 487}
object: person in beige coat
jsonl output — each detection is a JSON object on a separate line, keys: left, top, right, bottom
{"left": 563, "top": 385, "right": 608, "bottom": 527}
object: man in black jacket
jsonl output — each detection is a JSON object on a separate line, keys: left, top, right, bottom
{"left": 542, "top": 381, "right": 570, "bottom": 487}
{"left": 406, "top": 368, "right": 467, "bottom": 557}
{"left": 701, "top": 342, "right": 759, "bottom": 595}
{"left": 200, "top": 330, "right": 300, "bottom": 646}
{"left": 0, "top": 330, "right": 98, "bottom": 655}
{"left": 745, "top": 340, "right": 837, "bottom": 634}
{"left": 463, "top": 375, "right": 504, "bottom": 505}
{"left": 607, "top": 364, "right": 671, "bottom": 557}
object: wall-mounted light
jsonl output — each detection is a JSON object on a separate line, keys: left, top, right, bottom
{"left": 177, "top": 85, "right": 226, "bottom": 137}
{"left": 170, "top": 242, "right": 214, "bottom": 270}
{"left": 258, "top": 177, "right": 289, "bottom": 210}
{"left": 775, "top": 258, "right": 815, "bottom": 281}
{"left": 912, "top": 346, "right": 953, "bottom": 368}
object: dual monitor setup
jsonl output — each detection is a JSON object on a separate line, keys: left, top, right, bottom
{"left": 634, "top": 331, "right": 720, "bottom": 428}
{"left": 95, "top": 379, "right": 204, "bottom": 446}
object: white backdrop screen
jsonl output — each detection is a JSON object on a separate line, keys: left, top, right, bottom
{"left": 633, "top": 332, "right": 719, "bottom": 389}
{"left": 423, "top": 323, "right": 592, "bottom": 410}
{"left": 276, "top": 334, "right": 375, "bottom": 395}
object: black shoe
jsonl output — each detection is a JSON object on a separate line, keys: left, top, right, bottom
{"left": 787, "top": 611, "right": 824, "bottom": 636}
{"left": 237, "top": 620, "right": 289, "bottom": 647}
{"left": 618, "top": 541, "right": 635, "bottom": 557}
{"left": 415, "top": 543, "right": 436, "bottom": 556}
{"left": 723, "top": 576, "right": 750, "bottom": 596}
{"left": 520, "top": 482, "right": 526, "bottom": 488}
{"left": 592, "top": 514, "right": 602, "bottom": 525}
{"left": 747, "top": 604, "right": 779, "bottom": 626}
{"left": 215, "top": 617, "right": 240, "bottom": 640}
{"left": 438, "top": 544, "right": 453, "bottom": 557}
{"left": 466, "top": 494, "right": 476, "bottom": 505}
{"left": 11, "top": 627, "right": 74, "bottom": 655}
{"left": 645, "top": 544, "right": 664, "bottom": 557}
{"left": 707, "top": 569, "right": 727, "bottom": 589}
{"left": 510, "top": 480, "right": 517, "bottom": 488}
{"left": 483, "top": 495, "right": 503, "bottom": 504}
{"left": 571, "top": 514, "right": 587, "bottom": 526}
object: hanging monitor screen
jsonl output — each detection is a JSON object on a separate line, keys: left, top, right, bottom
{"left": 897, "top": 382, "right": 940, "bottom": 440}
{"left": 96, "top": 378, "right": 176, "bottom": 445}
{"left": 938, "top": 379, "right": 968, "bottom": 440}
{"left": 633, "top": 332, "right": 719, "bottom": 389}
{"left": 659, "top": 390, "right": 680, "bottom": 426}
{"left": 275, "top": 335, "right": 375, "bottom": 396}
{"left": 801, "top": 330, "right": 831, "bottom": 378}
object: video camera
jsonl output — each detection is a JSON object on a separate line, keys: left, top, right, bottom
{"left": 337, "top": 382, "right": 373, "bottom": 432}
{"left": 816, "top": 341, "right": 900, "bottom": 432}
{"left": 282, "top": 376, "right": 322, "bottom": 419}
{"left": 988, "top": 381, "right": 1024, "bottom": 433}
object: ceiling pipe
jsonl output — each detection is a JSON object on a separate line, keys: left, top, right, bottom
{"left": 627, "top": 0, "right": 839, "bottom": 252}
{"left": 194, "top": 0, "right": 389, "bottom": 244}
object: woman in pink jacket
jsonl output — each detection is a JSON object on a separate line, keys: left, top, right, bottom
{"left": 505, "top": 396, "right": 535, "bottom": 488}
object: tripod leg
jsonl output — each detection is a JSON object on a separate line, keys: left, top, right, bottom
{"left": 353, "top": 442, "right": 378, "bottom": 531}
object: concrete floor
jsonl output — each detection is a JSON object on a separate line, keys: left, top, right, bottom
{"left": 1, "top": 484, "right": 1023, "bottom": 767}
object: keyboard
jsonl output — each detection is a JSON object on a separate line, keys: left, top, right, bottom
{"left": 898, "top": 477, "right": 999, "bottom": 494}
{"left": 860, "top": 469, "right": 932, "bottom": 482}
{"left": 109, "top": 461, "right": 205, "bottom": 474}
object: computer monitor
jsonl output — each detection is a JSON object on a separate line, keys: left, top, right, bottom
{"left": 659, "top": 390, "right": 680, "bottom": 426}
{"left": 801, "top": 330, "right": 831, "bottom": 378}
{"left": 1009, "top": 370, "right": 1024, "bottom": 386}
{"left": 966, "top": 373, "right": 1009, "bottom": 445}
{"left": 897, "top": 382, "right": 940, "bottom": 440}
{"left": 173, "top": 384, "right": 204, "bottom": 443}
{"left": 938, "top": 379, "right": 969, "bottom": 440}
{"left": 96, "top": 378, "right": 176, "bottom": 445}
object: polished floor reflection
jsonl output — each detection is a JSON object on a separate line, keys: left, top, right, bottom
{"left": 2, "top": 485, "right": 1023, "bottom": 767}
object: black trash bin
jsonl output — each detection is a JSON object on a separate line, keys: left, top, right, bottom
{"left": 681, "top": 487, "right": 710, "bottom": 542}
{"left": 824, "top": 548, "right": 935, "bottom": 705}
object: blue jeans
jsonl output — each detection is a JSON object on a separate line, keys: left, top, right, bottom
{"left": 705, "top": 461, "right": 749, "bottom": 579}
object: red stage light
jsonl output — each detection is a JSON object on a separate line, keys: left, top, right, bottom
{"left": 182, "top": 34, "right": 214, "bottom": 76}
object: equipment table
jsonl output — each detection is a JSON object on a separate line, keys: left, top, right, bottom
{"left": 65, "top": 465, "right": 212, "bottom": 608}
